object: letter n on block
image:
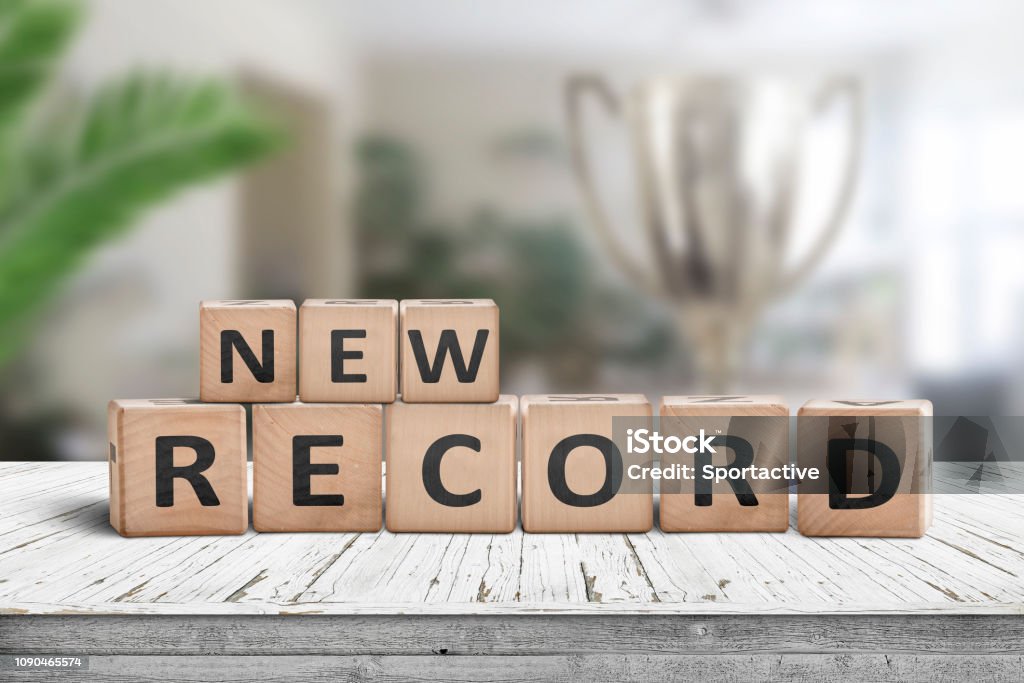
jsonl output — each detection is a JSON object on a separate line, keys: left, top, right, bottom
{"left": 400, "top": 299, "right": 499, "bottom": 403}
{"left": 200, "top": 300, "right": 297, "bottom": 403}
{"left": 660, "top": 395, "right": 789, "bottom": 532}
{"left": 253, "top": 403, "right": 382, "bottom": 532}
{"left": 797, "top": 400, "right": 933, "bottom": 537}
{"left": 385, "top": 396, "right": 517, "bottom": 532}
{"left": 108, "top": 400, "right": 247, "bottom": 536}
{"left": 521, "top": 395, "right": 652, "bottom": 533}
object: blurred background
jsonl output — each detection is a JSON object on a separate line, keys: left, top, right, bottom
{"left": 3, "top": 0, "right": 1024, "bottom": 460}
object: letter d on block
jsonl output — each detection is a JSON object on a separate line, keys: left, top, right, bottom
{"left": 108, "top": 400, "right": 247, "bottom": 536}
{"left": 797, "top": 400, "right": 933, "bottom": 537}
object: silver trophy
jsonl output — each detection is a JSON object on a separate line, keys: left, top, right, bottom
{"left": 566, "top": 74, "right": 862, "bottom": 391}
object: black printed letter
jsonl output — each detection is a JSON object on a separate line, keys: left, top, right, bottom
{"left": 547, "top": 434, "right": 622, "bottom": 507}
{"left": 293, "top": 435, "right": 345, "bottom": 507}
{"left": 221, "top": 330, "right": 274, "bottom": 383}
{"left": 155, "top": 436, "right": 219, "bottom": 507}
{"left": 422, "top": 434, "right": 482, "bottom": 507}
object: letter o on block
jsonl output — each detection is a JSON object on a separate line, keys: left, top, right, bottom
{"left": 520, "top": 394, "right": 653, "bottom": 533}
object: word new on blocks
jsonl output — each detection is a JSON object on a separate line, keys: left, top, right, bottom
{"left": 108, "top": 396, "right": 932, "bottom": 538}
{"left": 199, "top": 298, "right": 499, "bottom": 404}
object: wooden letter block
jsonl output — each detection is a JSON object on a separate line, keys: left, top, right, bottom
{"left": 659, "top": 395, "right": 789, "bottom": 532}
{"left": 399, "top": 299, "right": 499, "bottom": 403}
{"left": 200, "top": 300, "right": 297, "bottom": 403}
{"left": 798, "top": 400, "right": 933, "bottom": 538}
{"left": 108, "top": 399, "right": 247, "bottom": 537}
{"left": 385, "top": 396, "right": 517, "bottom": 533}
{"left": 299, "top": 299, "right": 398, "bottom": 403}
{"left": 253, "top": 402, "right": 382, "bottom": 532}
{"left": 521, "top": 394, "right": 653, "bottom": 533}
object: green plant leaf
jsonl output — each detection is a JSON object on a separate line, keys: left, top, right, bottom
{"left": 0, "top": 0, "right": 81, "bottom": 145}
{"left": 0, "top": 73, "right": 283, "bottom": 365}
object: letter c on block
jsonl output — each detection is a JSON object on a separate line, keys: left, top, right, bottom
{"left": 422, "top": 434, "right": 483, "bottom": 507}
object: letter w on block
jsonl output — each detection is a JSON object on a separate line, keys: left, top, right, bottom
{"left": 407, "top": 329, "right": 489, "bottom": 383}
{"left": 399, "top": 300, "right": 499, "bottom": 403}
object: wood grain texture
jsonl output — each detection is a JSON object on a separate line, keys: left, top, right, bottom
{"left": 660, "top": 395, "right": 789, "bottom": 532}
{"left": 1, "top": 462, "right": 1023, "bottom": 615}
{"left": 521, "top": 395, "right": 653, "bottom": 533}
{"left": 6, "top": 614, "right": 1024, "bottom": 655}
{"left": 399, "top": 299, "right": 499, "bottom": 403}
{"left": 253, "top": 403, "right": 382, "bottom": 533}
{"left": 200, "top": 300, "right": 297, "bottom": 403}
{"left": 298, "top": 299, "right": 398, "bottom": 403}
{"left": 3, "top": 653, "right": 1022, "bottom": 683}
{"left": 107, "top": 400, "right": 247, "bottom": 537}
{"left": 386, "top": 397, "right": 517, "bottom": 532}
{"left": 798, "top": 400, "right": 933, "bottom": 538}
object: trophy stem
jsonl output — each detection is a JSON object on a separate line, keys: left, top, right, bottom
{"left": 677, "top": 309, "right": 749, "bottom": 394}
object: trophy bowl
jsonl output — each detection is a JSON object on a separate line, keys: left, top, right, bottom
{"left": 566, "top": 74, "right": 862, "bottom": 391}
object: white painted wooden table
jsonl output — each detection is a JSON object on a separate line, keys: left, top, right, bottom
{"left": 1, "top": 461, "right": 1022, "bottom": 681}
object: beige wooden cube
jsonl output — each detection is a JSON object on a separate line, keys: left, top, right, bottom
{"left": 108, "top": 399, "right": 247, "bottom": 537}
{"left": 200, "top": 300, "right": 296, "bottom": 403}
{"left": 521, "top": 394, "right": 652, "bottom": 533}
{"left": 299, "top": 299, "right": 398, "bottom": 403}
{"left": 385, "top": 396, "right": 517, "bottom": 533}
{"left": 253, "top": 402, "right": 382, "bottom": 532}
{"left": 399, "top": 299, "right": 499, "bottom": 403}
{"left": 659, "top": 395, "right": 789, "bottom": 532}
{"left": 798, "top": 399, "right": 933, "bottom": 538}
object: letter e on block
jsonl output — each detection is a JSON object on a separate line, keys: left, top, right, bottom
{"left": 253, "top": 402, "right": 382, "bottom": 532}
{"left": 400, "top": 299, "right": 499, "bottom": 403}
{"left": 299, "top": 299, "right": 398, "bottom": 403}
{"left": 200, "top": 300, "right": 297, "bottom": 402}
{"left": 797, "top": 399, "right": 933, "bottom": 537}
{"left": 108, "top": 399, "right": 247, "bottom": 536}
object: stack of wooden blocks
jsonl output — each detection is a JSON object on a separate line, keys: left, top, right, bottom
{"left": 108, "top": 299, "right": 932, "bottom": 539}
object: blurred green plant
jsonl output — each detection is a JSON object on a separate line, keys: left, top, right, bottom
{"left": 0, "top": 0, "right": 282, "bottom": 368}
{"left": 355, "top": 135, "right": 675, "bottom": 387}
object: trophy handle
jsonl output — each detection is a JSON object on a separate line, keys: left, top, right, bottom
{"left": 565, "top": 75, "right": 661, "bottom": 295}
{"left": 776, "top": 76, "right": 862, "bottom": 295}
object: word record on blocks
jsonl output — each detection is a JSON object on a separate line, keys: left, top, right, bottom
{"left": 108, "top": 296, "right": 934, "bottom": 539}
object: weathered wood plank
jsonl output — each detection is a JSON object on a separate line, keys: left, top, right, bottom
{"left": 0, "top": 653, "right": 1020, "bottom": 683}
{"left": 3, "top": 615, "right": 1024, "bottom": 656}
